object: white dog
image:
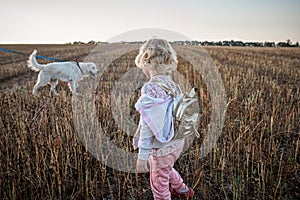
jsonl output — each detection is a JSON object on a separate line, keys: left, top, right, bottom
{"left": 28, "top": 50, "right": 99, "bottom": 95}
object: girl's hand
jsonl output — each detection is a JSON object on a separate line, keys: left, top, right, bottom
{"left": 136, "top": 159, "right": 149, "bottom": 172}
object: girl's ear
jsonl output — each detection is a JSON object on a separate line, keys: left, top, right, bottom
{"left": 143, "top": 52, "right": 152, "bottom": 64}
{"left": 163, "top": 50, "right": 171, "bottom": 63}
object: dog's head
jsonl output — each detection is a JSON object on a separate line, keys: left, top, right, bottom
{"left": 84, "top": 63, "right": 99, "bottom": 76}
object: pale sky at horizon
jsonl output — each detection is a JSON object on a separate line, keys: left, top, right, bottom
{"left": 1, "top": 0, "right": 299, "bottom": 44}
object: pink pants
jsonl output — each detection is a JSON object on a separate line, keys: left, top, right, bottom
{"left": 148, "top": 145, "right": 185, "bottom": 200}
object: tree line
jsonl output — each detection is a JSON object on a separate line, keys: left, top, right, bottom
{"left": 171, "top": 39, "right": 299, "bottom": 47}
{"left": 68, "top": 39, "right": 299, "bottom": 47}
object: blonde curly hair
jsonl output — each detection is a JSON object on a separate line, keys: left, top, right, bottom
{"left": 135, "top": 37, "right": 178, "bottom": 75}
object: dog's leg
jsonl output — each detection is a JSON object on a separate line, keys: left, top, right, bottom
{"left": 69, "top": 80, "right": 79, "bottom": 95}
{"left": 33, "top": 73, "right": 49, "bottom": 95}
{"left": 50, "top": 80, "right": 59, "bottom": 96}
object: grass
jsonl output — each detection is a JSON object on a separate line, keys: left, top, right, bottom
{"left": 0, "top": 44, "right": 299, "bottom": 199}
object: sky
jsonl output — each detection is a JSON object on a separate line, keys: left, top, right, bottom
{"left": 0, "top": 0, "right": 299, "bottom": 44}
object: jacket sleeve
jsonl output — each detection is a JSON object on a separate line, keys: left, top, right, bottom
{"left": 133, "top": 122, "right": 141, "bottom": 150}
{"left": 138, "top": 118, "right": 154, "bottom": 160}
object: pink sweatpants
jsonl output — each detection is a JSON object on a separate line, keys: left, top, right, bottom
{"left": 148, "top": 145, "right": 185, "bottom": 200}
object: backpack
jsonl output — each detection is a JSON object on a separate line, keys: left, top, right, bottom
{"left": 152, "top": 81, "right": 200, "bottom": 139}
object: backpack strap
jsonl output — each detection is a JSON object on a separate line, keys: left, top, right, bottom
{"left": 151, "top": 80, "right": 176, "bottom": 98}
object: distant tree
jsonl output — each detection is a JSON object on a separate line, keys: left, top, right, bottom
{"left": 235, "top": 41, "right": 244, "bottom": 46}
{"left": 264, "top": 41, "right": 275, "bottom": 47}
{"left": 222, "top": 41, "right": 231, "bottom": 46}
{"left": 88, "top": 40, "right": 96, "bottom": 45}
{"left": 73, "top": 41, "right": 85, "bottom": 45}
{"left": 215, "top": 41, "right": 223, "bottom": 46}
{"left": 296, "top": 42, "right": 299, "bottom": 47}
{"left": 277, "top": 41, "right": 295, "bottom": 47}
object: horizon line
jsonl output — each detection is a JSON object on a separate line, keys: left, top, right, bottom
{"left": 0, "top": 38, "right": 299, "bottom": 45}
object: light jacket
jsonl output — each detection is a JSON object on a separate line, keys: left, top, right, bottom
{"left": 135, "top": 94, "right": 174, "bottom": 142}
{"left": 134, "top": 93, "right": 179, "bottom": 160}
{"left": 133, "top": 75, "right": 184, "bottom": 160}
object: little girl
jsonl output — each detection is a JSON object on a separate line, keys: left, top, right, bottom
{"left": 133, "top": 37, "right": 195, "bottom": 199}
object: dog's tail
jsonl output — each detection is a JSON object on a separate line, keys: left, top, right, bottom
{"left": 27, "top": 50, "right": 45, "bottom": 71}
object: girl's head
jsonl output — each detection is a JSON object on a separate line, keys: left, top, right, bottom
{"left": 135, "top": 37, "right": 178, "bottom": 76}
